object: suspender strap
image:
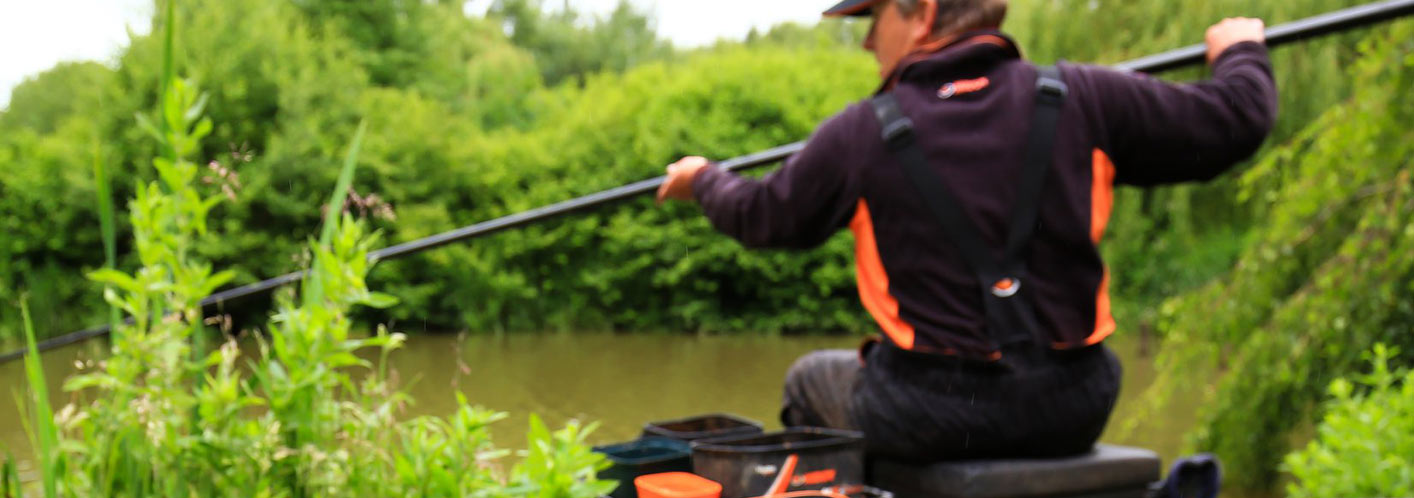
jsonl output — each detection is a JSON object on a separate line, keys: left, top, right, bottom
{"left": 1005, "top": 65, "right": 1067, "bottom": 267}
{"left": 870, "top": 94, "right": 1002, "bottom": 280}
{"left": 868, "top": 65, "right": 1068, "bottom": 350}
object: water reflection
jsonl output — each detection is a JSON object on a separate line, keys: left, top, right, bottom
{"left": 0, "top": 332, "right": 1196, "bottom": 470}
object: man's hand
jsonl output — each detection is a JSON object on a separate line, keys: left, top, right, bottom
{"left": 1206, "top": 17, "right": 1266, "bottom": 64}
{"left": 656, "top": 156, "right": 711, "bottom": 204}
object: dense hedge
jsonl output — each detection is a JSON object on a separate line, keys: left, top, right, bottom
{"left": 368, "top": 47, "right": 876, "bottom": 333}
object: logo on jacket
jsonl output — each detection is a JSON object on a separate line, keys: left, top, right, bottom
{"left": 938, "top": 77, "right": 990, "bottom": 99}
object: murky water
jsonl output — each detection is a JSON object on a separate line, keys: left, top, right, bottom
{"left": 0, "top": 332, "right": 1195, "bottom": 472}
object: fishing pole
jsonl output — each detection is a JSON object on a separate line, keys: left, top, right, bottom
{"left": 3, "top": 0, "right": 1412, "bottom": 364}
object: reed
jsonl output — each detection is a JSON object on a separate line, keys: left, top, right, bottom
{"left": 18, "top": 297, "right": 59, "bottom": 498}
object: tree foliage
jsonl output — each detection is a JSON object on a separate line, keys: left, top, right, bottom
{"left": 488, "top": 0, "right": 672, "bottom": 87}
{"left": 0, "top": 62, "right": 116, "bottom": 134}
{"left": 1127, "top": 20, "right": 1414, "bottom": 490}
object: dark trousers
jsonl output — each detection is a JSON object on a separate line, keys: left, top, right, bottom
{"left": 781, "top": 341, "right": 1121, "bottom": 463}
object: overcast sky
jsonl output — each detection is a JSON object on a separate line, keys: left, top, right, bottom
{"left": 0, "top": 0, "right": 835, "bottom": 109}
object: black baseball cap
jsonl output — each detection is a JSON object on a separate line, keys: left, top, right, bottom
{"left": 823, "top": 0, "right": 886, "bottom": 17}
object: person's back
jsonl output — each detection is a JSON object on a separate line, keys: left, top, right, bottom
{"left": 656, "top": 0, "right": 1276, "bottom": 462}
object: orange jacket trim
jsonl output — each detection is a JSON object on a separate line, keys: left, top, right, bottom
{"left": 1084, "top": 149, "right": 1117, "bottom": 345}
{"left": 850, "top": 199, "right": 916, "bottom": 349}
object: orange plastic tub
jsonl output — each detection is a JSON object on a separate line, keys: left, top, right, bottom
{"left": 635, "top": 472, "right": 723, "bottom": 498}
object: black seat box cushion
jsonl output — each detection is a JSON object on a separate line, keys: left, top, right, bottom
{"left": 868, "top": 444, "right": 1161, "bottom": 498}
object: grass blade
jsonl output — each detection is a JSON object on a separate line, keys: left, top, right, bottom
{"left": 157, "top": 0, "right": 178, "bottom": 162}
{"left": 93, "top": 139, "right": 120, "bottom": 329}
{"left": 159, "top": 0, "right": 175, "bottom": 116}
{"left": 1, "top": 450, "right": 17, "bottom": 498}
{"left": 305, "top": 120, "right": 367, "bottom": 307}
{"left": 320, "top": 120, "right": 367, "bottom": 248}
{"left": 20, "top": 296, "right": 59, "bottom": 498}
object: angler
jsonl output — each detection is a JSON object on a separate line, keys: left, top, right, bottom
{"left": 657, "top": 0, "right": 1276, "bottom": 463}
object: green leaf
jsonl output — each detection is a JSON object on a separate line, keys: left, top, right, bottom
{"left": 135, "top": 112, "right": 164, "bottom": 141}
{"left": 361, "top": 292, "right": 400, "bottom": 309}
{"left": 88, "top": 268, "right": 142, "bottom": 294}
{"left": 305, "top": 120, "right": 368, "bottom": 308}
{"left": 92, "top": 138, "right": 121, "bottom": 329}
{"left": 185, "top": 93, "right": 209, "bottom": 124}
{"left": 324, "top": 352, "right": 368, "bottom": 369}
{"left": 190, "top": 117, "right": 213, "bottom": 142}
{"left": 203, "top": 270, "right": 238, "bottom": 295}
{"left": 320, "top": 120, "right": 368, "bottom": 249}
{"left": 64, "top": 373, "right": 116, "bottom": 392}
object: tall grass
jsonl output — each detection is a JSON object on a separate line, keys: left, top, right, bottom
{"left": 18, "top": 296, "right": 60, "bottom": 498}
{"left": 92, "top": 139, "right": 120, "bottom": 330}
{"left": 1, "top": 3, "right": 611, "bottom": 495}
{"left": 1, "top": 453, "right": 16, "bottom": 497}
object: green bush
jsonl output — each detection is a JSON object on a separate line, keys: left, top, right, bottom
{"left": 1285, "top": 344, "right": 1414, "bottom": 498}
{"left": 1131, "top": 19, "right": 1414, "bottom": 490}
{"left": 3, "top": 19, "right": 612, "bottom": 492}
{"left": 368, "top": 46, "right": 876, "bottom": 333}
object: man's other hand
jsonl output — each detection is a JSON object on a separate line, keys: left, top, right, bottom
{"left": 1206, "top": 17, "right": 1266, "bottom": 64}
{"left": 656, "top": 156, "right": 711, "bottom": 204}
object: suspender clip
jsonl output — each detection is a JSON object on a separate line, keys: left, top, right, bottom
{"left": 1036, "top": 75, "right": 1069, "bottom": 103}
{"left": 881, "top": 117, "right": 915, "bottom": 148}
{"left": 991, "top": 278, "right": 1021, "bottom": 298}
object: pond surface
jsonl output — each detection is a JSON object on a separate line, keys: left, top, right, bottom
{"left": 0, "top": 332, "right": 1197, "bottom": 472}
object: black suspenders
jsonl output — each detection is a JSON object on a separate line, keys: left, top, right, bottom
{"left": 869, "top": 66, "right": 1068, "bottom": 351}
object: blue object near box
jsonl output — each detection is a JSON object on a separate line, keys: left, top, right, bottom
{"left": 594, "top": 437, "right": 693, "bottom": 498}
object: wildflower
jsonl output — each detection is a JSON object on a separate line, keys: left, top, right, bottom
{"left": 273, "top": 447, "right": 296, "bottom": 461}
{"left": 203, "top": 158, "right": 244, "bottom": 201}
{"left": 204, "top": 313, "right": 235, "bottom": 333}
{"left": 55, "top": 403, "right": 85, "bottom": 428}
{"left": 346, "top": 187, "right": 398, "bottom": 221}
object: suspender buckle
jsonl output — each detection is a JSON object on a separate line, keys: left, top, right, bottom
{"left": 991, "top": 278, "right": 1021, "bottom": 298}
{"left": 881, "top": 117, "right": 915, "bottom": 148}
{"left": 1036, "top": 76, "right": 1069, "bottom": 102}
